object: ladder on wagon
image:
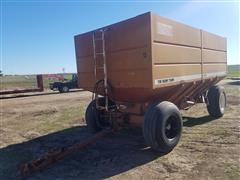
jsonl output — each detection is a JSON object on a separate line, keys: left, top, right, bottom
{"left": 92, "top": 29, "right": 109, "bottom": 111}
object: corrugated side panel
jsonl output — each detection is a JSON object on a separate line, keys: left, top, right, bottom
{"left": 151, "top": 12, "right": 227, "bottom": 89}
{"left": 74, "top": 12, "right": 152, "bottom": 92}
{"left": 202, "top": 30, "right": 227, "bottom": 51}
{"left": 151, "top": 12, "right": 202, "bottom": 88}
{"left": 202, "top": 31, "right": 227, "bottom": 78}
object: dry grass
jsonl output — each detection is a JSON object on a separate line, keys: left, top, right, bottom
{"left": 0, "top": 80, "right": 239, "bottom": 179}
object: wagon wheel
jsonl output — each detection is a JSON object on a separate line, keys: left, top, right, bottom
{"left": 143, "top": 101, "right": 182, "bottom": 153}
{"left": 85, "top": 97, "right": 115, "bottom": 133}
{"left": 207, "top": 85, "right": 226, "bottom": 117}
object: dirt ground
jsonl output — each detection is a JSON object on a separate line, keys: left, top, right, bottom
{"left": 0, "top": 80, "right": 239, "bottom": 180}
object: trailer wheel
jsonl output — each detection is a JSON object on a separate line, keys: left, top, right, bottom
{"left": 85, "top": 99, "right": 102, "bottom": 133}
{"left": 143, "top": 101, "right": 182, "bottom": 153}
{"left": 207, "top": 85, "right": 226, "bottom": 117}
{"left": 85, "top": 98, "right": 115, "bottom": 133}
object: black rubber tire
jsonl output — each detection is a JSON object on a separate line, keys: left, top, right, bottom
{"left": 85, "top": 99, "right": 102, "bottom": 133}
{"left": 207, "top": 85, "right": 226, "bottom": 117}
{"left": 85, "top": 98, "right": 115, "bottom": 133}
{"left": 143, "top": 101, "right": 182, "bottom": 153}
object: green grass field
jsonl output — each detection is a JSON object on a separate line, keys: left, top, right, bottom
{"left": 227, "top": 65, "right": 240, "bottom": 78}
{"left": 0, "top": 74, "right": 74, "bottom": 91}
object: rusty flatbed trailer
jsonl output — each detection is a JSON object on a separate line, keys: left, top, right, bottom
{"left": 0, "top": 75, "right": 44, "bottom": 95}
{"left": 74, "top": 12, "right": 227, "bottom": 153}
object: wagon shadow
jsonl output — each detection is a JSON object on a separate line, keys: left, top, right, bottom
{"left": 0, "top": 126, "right": 161, "bottom": 180}
{"left": 183, "top": 115, "right": 217, "bottom": 127}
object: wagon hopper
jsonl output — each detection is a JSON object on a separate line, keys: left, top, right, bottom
{"left": 74, "top": 12, "right": 227, "bottom": 153}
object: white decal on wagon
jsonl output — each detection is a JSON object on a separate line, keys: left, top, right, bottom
{"left": 157, "top": 22, "right": 173, "bottom": 36}
{"left": 154, "top": 71, "right": 226, "bottom": 85}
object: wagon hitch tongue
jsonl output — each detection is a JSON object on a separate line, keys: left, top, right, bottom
{"left": 18, "top": 128, "right": 112, "bottom": 179}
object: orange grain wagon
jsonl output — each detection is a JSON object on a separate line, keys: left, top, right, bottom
{"left": 74, "top": 12, "right": 227, "bottom": 153}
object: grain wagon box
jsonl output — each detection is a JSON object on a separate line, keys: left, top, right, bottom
{"left": 74, "top": 12, "right": 227, "bottom": 153}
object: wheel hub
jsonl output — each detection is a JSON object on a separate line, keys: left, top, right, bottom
{"left": 219, "top": 93, "right": 226, "bottom": 113}
{"left": 165, "top": 116, "right": 179, "bottom": 140}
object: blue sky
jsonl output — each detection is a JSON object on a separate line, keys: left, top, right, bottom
{"left": 1, "top": 1, "right": 239, "bottom": 75}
